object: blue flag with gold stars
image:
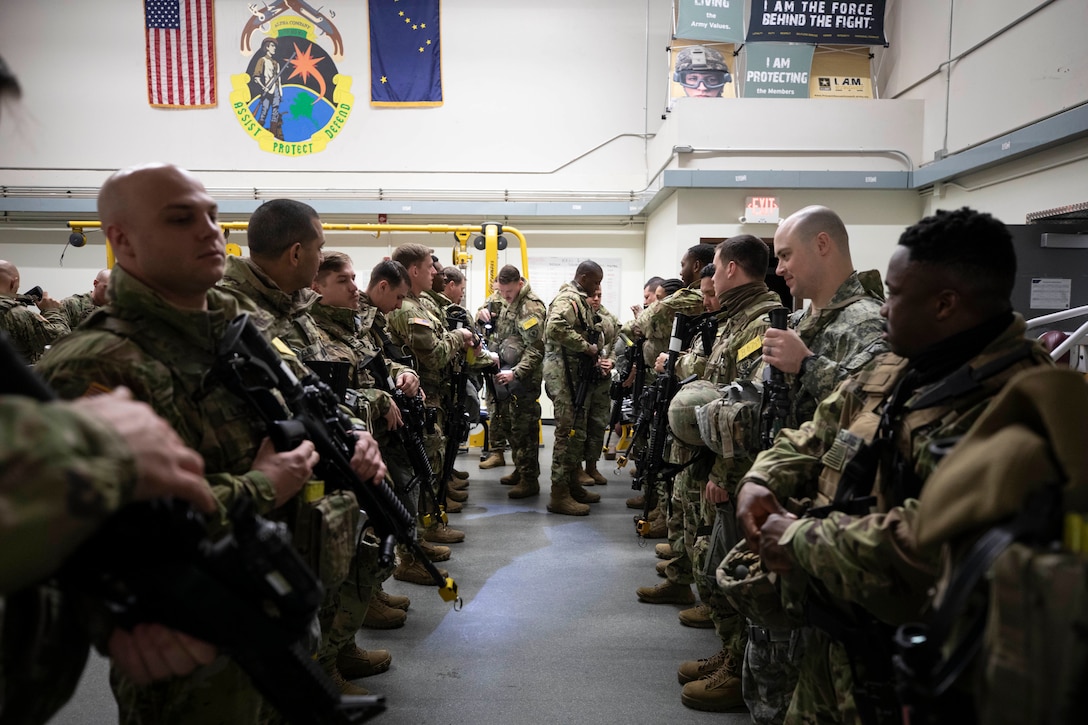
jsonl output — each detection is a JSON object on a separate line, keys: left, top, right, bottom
{"left": 370, "top": 0, "right": 442, "bottom": 107}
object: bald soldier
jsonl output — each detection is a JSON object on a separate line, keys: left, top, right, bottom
{"left": 0, "top": 260, "right": 71, "bottom": 363}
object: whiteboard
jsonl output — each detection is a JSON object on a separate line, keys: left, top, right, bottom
{"left": 526, "top": 256, "right": 622, "bottom": 318}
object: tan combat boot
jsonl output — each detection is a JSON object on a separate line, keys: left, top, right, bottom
{"left": 680, "top": 656, "right": 745, "bottom": 712}
{"left": 452, "top": 468, "right": 470, "bottom": 480}
{"left": 361, "top": 594, "right": 407, "bottom": 630}
{"left": 677, "top": 647, "right": 730, "bottom": 685}
{"left": 393, "top": 554, "right": 449, "bottom": 586}
{"left": 678, "top": 603, "right": 714, "bottom": 629}
{"left": 419, "top": 539, "right": 451, "bottom": 562}
{"left": 508, "top": 477, "right": 539, "bottom": 499}
{"left": 449, "top": 477, "right": 470, "bottom": 491}
{"left": 499, "top": 470, "right": 521, "bottom": 486}
{"left": 479, "top": 450, "right": 506, "bottom": 469}
{"left": 636, "top": 580, "right": 695, "bottom": 605}
{"left": 422, "top": 524, "right": 465, "bottom": 544}
{"left": 655, "top": 542, "right": 673, "bottom": 559}
{"left": 570, "top": 483, "right": 601, "bottom": 504}
{"left": 444, "top": 497, "right": 463, "bottom": 513}
{"left": 585, "top": 460, "right": 607, "bottom": 485}
{"left": 374, "top": 585, "right": 410, "bottom": 611}
{"left": 576, "top": 465, "right": 596, "bottom": 486}
{"left": 446, "top": 486, "right": 468, "bottom": 502}
{"left": 326, "top": 666, "right": 369, "bottom": 696}
{"left": 547, "top": 485, "right": 590, "bottom": 516}
{"left": 626, "top": 493, "right": 645, "bottom": 510}
{"left": 337, "top": 645, "right": 391, "bottom": 679}
{"left": 655, "top": 559, "right": 672, "bottom": 577}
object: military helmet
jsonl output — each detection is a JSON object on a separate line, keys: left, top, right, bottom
{"left": 717, "top": 540, "right": 803, "bottom": 630}
{"left": 667, "top": 379, "right": 720, "bottom": 447}
{"left": 673, "top": 45, "right": 731, "bottom": 82}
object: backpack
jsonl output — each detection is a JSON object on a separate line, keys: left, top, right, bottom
{"left": 896, "top": 367, "right": 1088, "bottom": 724}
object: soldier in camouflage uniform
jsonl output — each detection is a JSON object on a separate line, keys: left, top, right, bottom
{"left": 740, "top": 208, "right": 1051, "bottom": 725}
{"left": 679, "top": 211, "right": 890, "bottom": 717}
{"left": 477, "top": 286, "right": 511, "bottom": 470}
{"left": 620, "top": 245, "right": 716, "bottom": 519}
{"left": 217, "top": 199, "right": 396, "bottom": 696}
{"left": 484, "top": 265, "right": 547, "bottom": 498}
{"left": 310, "top": 253, "right": 423, "bottom": 627}
{"left": 544, "top": 261, "right": 605, "bottom": 516}
{"left": 641, "top": 262, "right": 721, "bottom": 610}
{"left": 0, "top": 260, "right": 71, "bottom": 364}
{"left": 60, "top": 268, "right": 111, "bottom": 328}
{"left": 579, "top": 287, "right": 617, "bottom": 487}
{"left": 35, "top": 164, "right": 385, "bottom": 725}
{"left": 388, "top": 244, "right": 479, "bottom": 541}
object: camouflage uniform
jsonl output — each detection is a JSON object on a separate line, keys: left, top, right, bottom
{"left": 544, "top": 281, "right": 603, "bottom": 500}
{"left": 60, "top": 291, "right": 97, "bottom": 329}
{"left": 621, "top": 283, "right": 706, "bottom": 517}
{"left": 583, "top": 304, "right": 619, "bottom": 465}
{"left": 215, "top": 256, "right": 382, "bottom": 680}
{"left": 387, "top": 291, "right": 465, "bottom": 503}
{"left": 742, "top": 314, "right": 1050, "bottom": 725}
{"left": 688, "top": 283, "right": 783, "bottom": 660}
{"left": 735, "top": 270, "right": 888, "bottom": 723}
{"left": 490, "top": 283, "right": 546, "bottom": 483}
{"left": 36, "top": 266, "right": 278, "bottom": 724}
{"left": 0, "top": 295, "right": 71, "bottom": 364}
{"left": 478, "top": 291, "right": 509, "bottom": 453}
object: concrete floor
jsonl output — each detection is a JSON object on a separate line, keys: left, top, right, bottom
{"left": 52, "top": 429, "right": 750, "bottom": 724}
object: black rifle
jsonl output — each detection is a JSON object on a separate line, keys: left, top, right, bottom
{"left": 55, "top": 499, "right": 384, "bottom": 725}
{"left": 760, "top": 307, "right": 792, "bottom": 450}
{"left": 0, "top": 334, "right": 383, "bottom": 725}
{"left": 215, "top": 313, "right": 459, "bottom": 602}
{"left": 361, "top": 349, "right": 438, "bottom": 511}
{"left": 631, "top": 313, "right": 715, "bottom": 537}
{"left": 441, "top": 306, "right": 487, "bottom": 507}
{"left": 563, "top": 311, "right": 602, "bottom": 435}
{"left": 604, "top": 333, "right": 644, "bottom": 454}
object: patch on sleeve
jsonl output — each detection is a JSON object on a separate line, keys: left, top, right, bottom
{"left": 737, "top": 336, "right": 762, "bottom": 362}
{"left": 272, "top": 337, "right": 297, "bottom": 357}
{"left": 410, "top": 317, "right": 434, "bottom": 329}
{"left": 522, "top": 317, "right": 539, "bottom": 330}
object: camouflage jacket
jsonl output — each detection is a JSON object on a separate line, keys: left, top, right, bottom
{"left": 544, "top": 281, "right": 603, "bottom": 387}
{"left": 35, "top": 266, "right": 276, "bottom": 527}
{"left": 623, "top": 283, "right": 705, "bottom": 369}
{"left": 0, "top": 391, "right": 138, "bottom": 594}
{"left": 309, "top": 300, "right": 412, "bottom": 422}
{"left": 217, "top": 255, "right": 331, "bottom": 362}
{"left": 751, "top": 314, "right": 1052, "bottom": 626}
{"left": 597, "top": 305, "right": 620, "bottom": 365}
{"left": 704, "top": 282, "right": 784, "bottom": 385}
{"left": 0, "top": 295, "right": 71, "bottom": 364}
{"left": 60, "top": 291, "right": 97, "bottom": 329}
{"left": 386, "top": 290, "right": 464, "bottom": 401}
{"left": 788, "top": 270, "right": 887, "bottom": 427}
{"left": 492, "top": 282, "right": 546, "bottom": 388}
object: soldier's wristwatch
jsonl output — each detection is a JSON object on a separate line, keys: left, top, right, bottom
{"left": 799, "top": 354, "right": 817, "bottom": 378}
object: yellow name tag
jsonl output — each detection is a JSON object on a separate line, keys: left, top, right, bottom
{"left": 737, "top": 336, "right": 762, "bottom": 362}
{"left": 272, "top": 337, "right": 296, "bottom": 357}
{"left": 522, "top": 317, "right": 539, "bottom": 330}
{"left": 410, "top": 317, "right": 433, "bottom": 329}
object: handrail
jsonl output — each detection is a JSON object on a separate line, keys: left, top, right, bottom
{"left": 1025, "top": 305, "right": 1088, "bottom": 364}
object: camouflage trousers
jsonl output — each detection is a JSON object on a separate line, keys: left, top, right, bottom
{"left": 422, "top": 403, "right": 447, "bottom": 519}
{"left": 495, "top": 381, "right": 542, "bottom": 481}
{"left": 317, "top": 534, "right": 393, "bottom": 669}
{"left": 781, "top": 628, "right": 861, "bottom": 724}
{"left": 744, "top": 622, "right": 804, "bottom": 725}
{"left": 664, "top": 451, "right": 712, "bottom": 587}
{"left": 544, "top": 377, "right": 587, "bottom": 491}
{"left": 488, "top": 389, "right": 509, "bottom": 453}
{"left": 581, "top": 379, "right": 610, "bottom": 463}
{"left": 112, "top": 657, "right": 264, "bottom": 725}
{"left": 694, "top": 499, "right": 746, "bottom": 662}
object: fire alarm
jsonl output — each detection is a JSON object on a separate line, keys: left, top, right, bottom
{"left": 378, "top": 214, "right": 388, "bottom": 224}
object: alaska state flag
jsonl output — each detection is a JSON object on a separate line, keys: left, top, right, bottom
{"left": 370, "top": 1, "right": 442, "bottom": 107}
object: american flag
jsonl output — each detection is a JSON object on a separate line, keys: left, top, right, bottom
{"left": 145, "top": 0, "right": 216, "bottom": 108}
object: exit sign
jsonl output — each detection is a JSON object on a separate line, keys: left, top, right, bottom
{"left": 744, "top": 196, "right": 780, "bottom": 224}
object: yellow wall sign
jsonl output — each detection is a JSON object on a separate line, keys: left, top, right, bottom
{"left": 232, "top": 1, "right": 353, "bottom": 156}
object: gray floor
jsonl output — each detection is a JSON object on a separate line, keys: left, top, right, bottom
{"left": 53, "top": 429, "right": 750, "bottom": 724}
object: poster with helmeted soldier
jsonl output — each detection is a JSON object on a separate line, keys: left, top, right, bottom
{"left": 670, "top": 41, "right": 736, "bottom": 99}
